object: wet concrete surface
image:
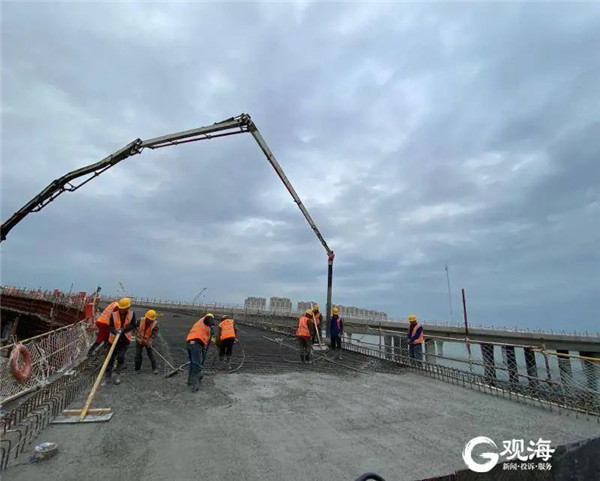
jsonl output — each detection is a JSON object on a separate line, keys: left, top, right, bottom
{"left": 4, "top": 310, "right": 599, "bottom": 481}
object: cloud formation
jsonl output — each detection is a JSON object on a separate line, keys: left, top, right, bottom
{"left": 2, "top": 2, "right": 599, "bottom": 330}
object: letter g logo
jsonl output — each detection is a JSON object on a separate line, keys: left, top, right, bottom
{"left": 462, "top": 436, "right": 499, "bottom": 473}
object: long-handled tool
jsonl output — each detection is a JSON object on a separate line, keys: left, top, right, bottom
{"left": 310, "top": 302, "right": 328, "bottom": 352}
{"left": 52, "top": 332, "right": 121, "bottom": 424}
{"left": 149, "top": 345, "right": 177, "bottom": 372}
{"left": 166, "top": 336, "right": 212, "bottom": 378}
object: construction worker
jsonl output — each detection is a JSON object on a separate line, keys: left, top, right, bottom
{"left": 106, "top": 298, "right": 137, "bottom": 384}
{"left": 330, "top": 307, "right": 344, "bottom": 358}
{"left": 89, "top": 300, "right": 118, "bottom": 353}
{"left": 186, "top": 313, "right": 214, "bottom": 392}
{"left": 134, "top": 309, "right": 159, "bottom": 374}
{"left": 216, "top": 315, "right": 237, "bottom": 369}
{"left": 311, "top": 304, "right": 323, "bottom": 344}
{"left": 407, "top": 314, "right": 424, "bottom": 361}
{"left": 296, "top": 308, "right": 316, "bottom": 363}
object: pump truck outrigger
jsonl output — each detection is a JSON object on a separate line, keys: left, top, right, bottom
{"left": 0, "top": 113, "right": 335, "bottom": 323}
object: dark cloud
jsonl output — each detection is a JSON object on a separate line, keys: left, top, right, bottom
{"left": 2, "top": 2, "right": 599, "bottom": 331}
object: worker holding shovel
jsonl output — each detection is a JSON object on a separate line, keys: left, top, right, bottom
{"left": 186, "top": 313, "right": 214, "bottom": 392}
{"left": 106, "top": 298, "right": 137, "bottom": 385}
{"left": 311, "top": 304, "right": 323, "bottom": 344}
{"left": 134, "top": 309, "right": 159, "bottom": 374}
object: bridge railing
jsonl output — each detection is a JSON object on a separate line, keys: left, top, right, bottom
{"left": 97, "top": 295, "right": 600, "bottom": 339}
{"left": 0, "top": 322, "right": 93, "bottom": 405}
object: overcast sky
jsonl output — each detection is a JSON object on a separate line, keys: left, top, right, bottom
{"left": 1, "top": 2, "right": 599, "bottom": 331}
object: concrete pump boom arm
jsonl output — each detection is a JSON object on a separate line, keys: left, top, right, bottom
{"left": 0, "top": 113, "right": 332, "bottom": 258}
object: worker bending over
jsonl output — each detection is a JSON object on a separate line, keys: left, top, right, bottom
{"left": 216, "top": 315, "right": 237, "bottom": 369}
{"left": 311, "top": 304, "right": 323, "bottom": 344}
{"left": 106, "top": 298, "right": 137, "bottom": 385}
{"left": 296, "top": 309, "right": 317, "bottom": 363}
{"left": 135, "top": 309, "right": 159, "bottom": 374}
{"left": 186, "top": 313, "right": 214, "bottom": 392}
{"left": 330, "top": 307, "right": 344, "bottom": 359}
{"left": 89, "top": 300, "right": 118, "bottom": 353}
{"left": 407, "top": 314, "right": 424, "bottom": 361}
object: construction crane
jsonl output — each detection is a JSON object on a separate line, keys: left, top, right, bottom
{"left": 192, "top": 288, "right": 207, "bottom": 304}
{"left": 0, "top": 114, "right": 335, "bottom": 323}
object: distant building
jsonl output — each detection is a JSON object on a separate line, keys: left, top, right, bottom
{"left": 269, "top": 297, "right": 292, "bottom": 312}
{"left": 333, "top": 304, "right": 388, "bottom": 320}
{"left": 244, "top": 297, "right": 267, "bottom": 310}
{"left": 297, "top": 301, "right": 318, "bottom": 312}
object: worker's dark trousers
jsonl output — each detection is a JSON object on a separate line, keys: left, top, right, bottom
{"left": 409, "top": 343, "right": 423, "bottom": 361}
{"left": 187, "top": 341, "right": 206, "bottom": 388}
{"left": 134, "top": 342, "right": 157, "bottom": 371}
{"left": 106, "top": 338, "right": 130, "bottom": 376}
{"left": 330, "top": 335, "right": 342, "bottom": 350}
{"left": 311, "top": 327, "right": 321, "bottom": 344}
{"left": 219, "top": 338, "right": 235, "bottom": 360}
{"left": 297, "top": 337, "right": 312, "bottom": 362}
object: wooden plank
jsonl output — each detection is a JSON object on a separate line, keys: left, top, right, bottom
{"left": 79, "top": 331, "right": 121, "bottom": 421}
{"left": 62, "top": 408, "right": 111, "bottom": 414}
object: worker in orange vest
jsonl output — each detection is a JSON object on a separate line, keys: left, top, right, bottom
{"left": 216, "top": 315, "right": 237, "bottom": 369}
{"left": 186, "top": 313, "right": 214, "bottom": 392}
{"left": 134, "top": 309, "right": 159, "bottom": 374}
{"left": 89, "top": 300, "right": 119, "bottom": 353}
{"left": 407, "top": 314, "right": 424, "bottom": 361}
{"left": 296, "top": 309, "right": 316, "bottom": 363}
{"left": 311, "top": 304, "right": 323, "bottom": 344}
{"left": 106, "top": 298, "right": 138, "bottom": 385}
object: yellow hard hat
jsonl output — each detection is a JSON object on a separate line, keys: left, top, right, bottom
{"left": 118, "top": 297, "right": 131, "bottom": 309}
{"left": 313, "top": 304, "right": 320, "bottom": 311}
{"left": 305, "top": 308, "right": 313, "bottom": 316}
{"left": 332, "top": 307, "right": 339, "bottom": 314}
{"left": 145, "top": 309, "right": 157, "bottom": 320}
{"left": 408, "top": 314, "right": 417, "bottom": 322}
{"left": 206, "top": 313, "right": 214, "bottom": 318}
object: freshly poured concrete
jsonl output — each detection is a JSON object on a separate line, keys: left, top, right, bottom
{"left": 5, "top": 366, "right": 599, "bottom": 481}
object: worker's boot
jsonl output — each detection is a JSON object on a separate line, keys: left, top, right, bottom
{"left": 226, "top": 356, "right": 232, "bottom": 370}
{"left": 114, "top": 375, "right": 121, "bottom": 385}
{"left": 300, "top": 353, "right": 305, "bottom": 364}
{"left": 191, "top": 373, "right": 200, "bottom": 392}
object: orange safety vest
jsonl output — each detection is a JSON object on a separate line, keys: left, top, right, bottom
{"left": 109, "top": 310, "right": 133, "bottom": 343}
{"left": 409, "top": 323, "right": 424, "bottom": 345}
{"left": 296, "top": 316, "right": 311, "bottom": 338}
{"left": 187, "top": 317, "right": 211, "bottom": 345}
{"left": 219, "top": 318, "right": 236, "bottom": 341}
{"left": 137, "top": 317, "right": 157, "bottom": 345}
{"left": 97, "top": 302, "right": 118, "bottom": 325}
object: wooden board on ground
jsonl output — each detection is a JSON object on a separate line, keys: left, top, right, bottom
{"left": 52, "top": 411, "right": 114, "bottom": 424}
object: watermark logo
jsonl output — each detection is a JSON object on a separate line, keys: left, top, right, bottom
{"left": 462, "top": 437, "right": 499, "bottom": 473}
{"left": 463, "top": 437, "right": 555, "bottom": 473}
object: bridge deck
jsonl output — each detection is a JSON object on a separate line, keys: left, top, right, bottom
{"left": 4, "top": 309, "right": 599, "bottom": 481}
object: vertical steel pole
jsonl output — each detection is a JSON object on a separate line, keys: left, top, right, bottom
{"left": 462, "top": 288, "right": 473, "bottom": 373}
{"left": 325, "top": 252, "right": 334, "bottom": 339}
